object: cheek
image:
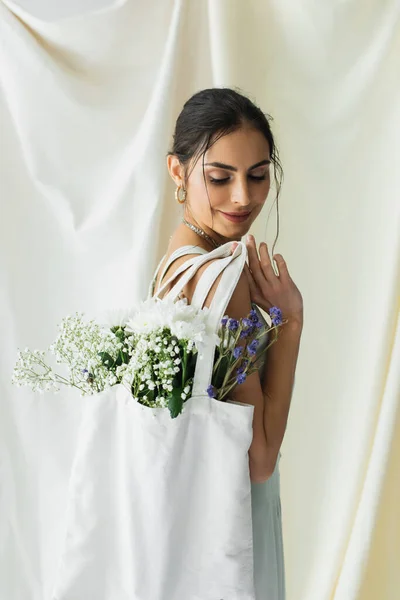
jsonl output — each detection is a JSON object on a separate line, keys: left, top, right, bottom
{"left": 252, "top": 188, "right": 270, "bottom": 214}
{"left": 200, "top": 184, "right": 229, "bottom": 208}
{"left": 253, "top": 185, "right": 269, "bottom": 204}
{"left": 208, "top": 187, "right": 230, "bottom": 205}
{"left": 187, "top": 180, "right": 227, "bottom": 214}
{"left": 187, "top": 179, "right": 209, "bottom": 204}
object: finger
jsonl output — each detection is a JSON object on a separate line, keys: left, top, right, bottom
{"left": 273, "top": 253, "right": 290, "bottom": 279}
{"left": 245, "top": 235, "right": 270, "bottom": 288}
{"left": 243, "top": 263, "right": 259, "bottom": 298}
{"left": 259, "top": 242, "right": 278, "bottom": 281}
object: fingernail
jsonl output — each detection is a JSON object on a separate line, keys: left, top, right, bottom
{"left": 246, "top": 234, "right": 253, "bottom": 242}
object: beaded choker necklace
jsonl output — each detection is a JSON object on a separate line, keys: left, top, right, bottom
{"left": 181, "top": 218, "right": 221, "bottom": 249}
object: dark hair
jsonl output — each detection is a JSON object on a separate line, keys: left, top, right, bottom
{"left": 167, "top": 86, "right": 284, "bottom": 256}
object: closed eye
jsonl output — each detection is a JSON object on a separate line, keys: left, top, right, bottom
{"left": 249, "top": 174, "right": 268, "bottom": 181}
{"left": 209, "top": 176, "right": 230, "bottom": 184}
{"left": 209, "top": 174, "right": 268, "bottom": 185}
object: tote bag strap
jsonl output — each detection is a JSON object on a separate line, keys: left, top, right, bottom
{"left": 146, "top": 254, "right": 167, "bottom": 299}
{"left": 149, "top": 241, "right": 248, "bottom": 397}
{"left": 147, "top": 245, "right": 206, "bottom": 300}
{"left": 191, "top": 241, "right": 247, "bottom": 397}
{"left": 154, "top": 243, "right": 233, "bottom": 302}
{"left": 158, "top": 245, "right": 207, "bottom": 288}
{"left": 190, "top": 256, "right": 235, "bottom": 308}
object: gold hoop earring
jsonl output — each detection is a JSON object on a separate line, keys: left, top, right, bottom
{"left": 175, "top": 185, "right": 187, "bottom": 204}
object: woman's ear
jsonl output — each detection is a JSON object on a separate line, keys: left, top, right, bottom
{"left": 167, "top": 155, "right": 185, "bottom": 186}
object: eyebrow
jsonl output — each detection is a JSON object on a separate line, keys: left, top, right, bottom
{"left": 204, "top": 159, "right": 271, "bottom": 172}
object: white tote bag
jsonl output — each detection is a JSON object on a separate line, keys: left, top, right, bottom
{"left": 51, "top": 241, "right": 256, "bottom": 600}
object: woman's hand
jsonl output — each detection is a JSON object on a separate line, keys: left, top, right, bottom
{"left": 232, "top": 236, "right": 304, "bottom": 327}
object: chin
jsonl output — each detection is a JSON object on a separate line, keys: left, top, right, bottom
{"left": 223, "top": 221, "right": 252, "bottom": 233}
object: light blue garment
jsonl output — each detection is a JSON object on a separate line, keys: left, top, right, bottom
{"left": 251, "top": 303, "right": 286, "bottom": 600}
{"left": 151, "top": 247, "right": 286, "bottom": 599}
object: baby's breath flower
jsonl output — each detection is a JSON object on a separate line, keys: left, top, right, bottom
{"left": 12, "top": 295, "right": 286, "bottom": 420}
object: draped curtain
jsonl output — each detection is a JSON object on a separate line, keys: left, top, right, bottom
{"left": 1, "top": 1, "right": 399, "bottom": 599}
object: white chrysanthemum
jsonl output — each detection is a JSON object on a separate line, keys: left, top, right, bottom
{"left": 125, "top": 296, "right": 221, "bottom": 352}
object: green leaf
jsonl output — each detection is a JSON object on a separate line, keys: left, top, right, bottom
{"left": 115, "top": 349, "right": 130, "bottom": 366}
{"left": 115, "top": 328, "right": 126, "bottom": 342}
{"left": 167, "top": 387, "right": 184, "bottom": 419}
{"left": 213, "top": 354, "right": 230, "bottom": 389}
{"left": 187, "top": 351, "right": 198, "bottom": 374}
{"left": 98, "top": 351, "right": 116, "bottom": 368}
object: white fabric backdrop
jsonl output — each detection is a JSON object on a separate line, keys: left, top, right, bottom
{"left": 1, "top": 1, "right": 399, "bottom": 599}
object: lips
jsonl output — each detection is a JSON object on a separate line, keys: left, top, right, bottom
{"left": 220, "top": 211, "right": 252, "bottom": 223}
{"left": 222, "top": 211, "right": 251, "bottom": 216}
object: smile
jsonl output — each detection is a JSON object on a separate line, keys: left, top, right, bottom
{"left": 220, "top": 211, "right": 252, "bottom": 223}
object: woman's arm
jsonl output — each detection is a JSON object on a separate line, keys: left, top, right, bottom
{"left": 181, "top": 247, "right": 303, "bottom": 483}
{"left": 261, "top": 319, "right": 303, "bottom": 473}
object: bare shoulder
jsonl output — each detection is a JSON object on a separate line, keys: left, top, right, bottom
{"left": 154, "top": 247, "right": 252, "bottom": 322}
{"left": 153, "top": 252, "right": 209, "bottom": 298}
{"left": 184, "top": 255, "right": 252, "bottom": 318}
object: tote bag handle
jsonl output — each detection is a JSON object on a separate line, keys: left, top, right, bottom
{"left": 150, "top": 240, "right": 248, "bottom": 398}
{"left": 152, "top": 254, "right": 210, "bottom": 300}
{"left": 190, "top": 241, "right": 247, "bottom": 397}
{"left": 153, "top": 242, "right": 233, "bottom": 302}
{"left": 147, "top": 245, "right": 207, "bottom": 300}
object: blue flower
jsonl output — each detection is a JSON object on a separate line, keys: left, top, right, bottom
{"left": 236, "top": 359, "right": 250, "bottom": 375}
{"left": 207, "top": 385, "right": 216, "bottom": 398}
{"left": 241, "top": 317, "right": 253, "bottom": 329}
{"left": 240, "top": 329, "right": 252, "bottom": 339}
{"left": 249, "top": 309, "right": 259, "bottom": 323}
{"left": 228, "top": 319, "right": 239, "bottom": 332}
{"left": 221, "top": 316, "right": 229, "bottom": 327}
{"left": 233, "top": 346, "right": 243, "bottom": 359}
{"left": 269, "top": 306, "right": 282, "bottom": 326}
{"left": 247, "top": 339, "right": 260, "bottom": 356}
{"left": 249, "top": 308, "right": 263, "bottom": 329}
{"left": 236, "top": 372, "right": 247, "bottom": 385}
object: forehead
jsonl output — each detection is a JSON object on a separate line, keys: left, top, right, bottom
{"left": 205, "top": 126, "right": 270, "bottom": 164}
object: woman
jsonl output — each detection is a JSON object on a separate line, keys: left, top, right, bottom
{"left": 152, "top": 87, "right": 304, "bottom": 599}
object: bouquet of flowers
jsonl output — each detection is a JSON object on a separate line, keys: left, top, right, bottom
{"left": 12, "top": 296, "right": 287, "bottom": 419}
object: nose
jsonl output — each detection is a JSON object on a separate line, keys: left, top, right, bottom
{"left": 232, "top": 178, "right": 251, "bottom": 206}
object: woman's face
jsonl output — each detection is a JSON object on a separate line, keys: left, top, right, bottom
{"left": 169, "top": 124, "right": 271, "bottom": 242}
